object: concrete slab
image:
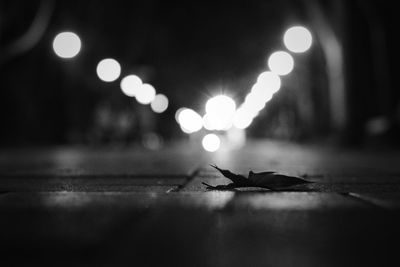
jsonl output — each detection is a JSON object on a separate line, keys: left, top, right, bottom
{"left": 228, "top": 192, "right": 369, "bottom": 210}
{"left": 0, "top": 176, "right": 187, "bottom": 192}
{"left": 349, "top": 192, "right": 400, "bottom": 209}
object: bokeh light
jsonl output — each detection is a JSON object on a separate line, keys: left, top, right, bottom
{"left": 136, "top": 83, "right": 156, "bottom": 104}
{"left": 250, "top": 84, "right": 274, "bottom": 103}
{"left": 96, "top": 58, "right": 121, "bottom": 82}
{"left": 202, "top": 133, "right": 221, "bottom": 152}
{"left": 244, "top": 92, "right": 266, "bottom": 114}
{"left": 202, "top": 113, "right": 216, "bottom": 131}
{"left": 175, "top": 108, "right": 186, "bottom": 123}
{"left": 178, "top": 108, "right": 203, "bottom": 133}
{"left": 268, "top": 51, "right": 294, "bottom": 76}
{"left": 206, "top": 95, "right": 236, "bottom": 116}
{"left": 256, "top": 71, "right": 281, "bottom": 94}
{"left": 283, "top": 26, "right": 312, "bottom": 53}
{"left": 142, "top": 132, "right": 163, "bottom": 150}
{"left": 151, "top": 94, "right": 169, "bottom": 113}
{"left": 53, "top": 32, "right": 81, "bottom": 59}
{"left": 205, "top": 95, "right": 236, "bottom": 131}
{"left": 120, "top": 75, "right": 142, "bottom": 97}
{"left": 233, "top": 108, "right": 253, "bottom": 129}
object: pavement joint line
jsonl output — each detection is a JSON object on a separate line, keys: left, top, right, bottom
{"left": 343, "top": 192, "right": 385, "bottom": 209}
{"left": 169, "top": 167, "right": 202, "bottom": 193}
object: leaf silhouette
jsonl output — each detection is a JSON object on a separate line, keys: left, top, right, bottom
{"left": 204, "top": 165, "right": 311, "bottom": 190}
{"left": 209, "top": 165, "right": 249, "bottom": 186}
{"left": 248, "top": 171, "right": 310, "bottom": 188}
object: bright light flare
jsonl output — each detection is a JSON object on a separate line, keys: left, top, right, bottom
{"left": 202, "top": 133, "right": 221, "bottom": 152}
{"left": 136, "top": 83, "right": 156, "bottom": 104}
{"left": 233, "top": 108, "right": 253, "bottom": 129}
{"left": 250, "top": 83, "right": 273, "bottom": 103}
{"left": 202, "top": 113, "right": 216, "bottom": 130}
{"left": 120, "top": 75, "right": 142, "bottom": 97}
{"left": 151, "top": 94, "right": 169, "bottom": 113}
{"left": 244, "top": 93, "right": 266, "bottom": 113}
{"left": 256, "top": 71, "right": 281, "bottom": 94}
{"left": 206, "top": 95, "right": 236, "bottom": 116}
{"left": 178, "top": 108, "right": 203, "bottom": 133}
{"left": 175, "top": 108, "right": 186, "bottom": 123}
{"left": 268, "top": 51, "right": 294, "bottom": 76}
{"left": 96, "top": 58, "right": 121, "bottom": 82}
{"left": 205, "top": 95, "right": 236, "bottom": 131}
{"left": 284, "top": 26, "right": 312, "bottom": 53}
{"left": 53, "top": 32, "right": 81, "bottom": 59}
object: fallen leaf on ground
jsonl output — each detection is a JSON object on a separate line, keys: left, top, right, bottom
{"left": 202, "top": 165, "right": 311, "bottom": 190}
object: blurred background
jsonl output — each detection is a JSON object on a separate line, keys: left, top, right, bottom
{"left": 0, "top": 0, "right": 398, "bottom": 151}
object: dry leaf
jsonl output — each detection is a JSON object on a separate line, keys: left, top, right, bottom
{"left": 203, "top": 165, "right": 311, "bottom": 190}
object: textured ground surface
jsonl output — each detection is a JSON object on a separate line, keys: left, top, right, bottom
{"left": 1, "top": 140, "right": 400, "bottom": 266}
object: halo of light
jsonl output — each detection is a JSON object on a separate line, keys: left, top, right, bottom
{"left": 151, "top": 94, "right": 169, "bottom": 113}
{"left": 175, "top": 108, "right": 187, "bottom": 123}
{"left": 233, "top": 108, "right": 253, "bottom": 129}
{"left": 136, "top": 83, "right": 156, "bottom": 104}
{"left": 283, "top": 26, "right": 312, "bottom": 53}
{"left": 205, "top": 95, "right": 236, "bottom": 116}
{"left": 202, "top": 113, "right": 216, "bottom": 130}
{"left": 96, "top": 58, "right": 121, "bottom": 82}
{"left": 250, "top": 83, "right": 273, "bottom": 103}
{"left": 256, "top": 71, "right": 281, "bottom": 94}
{"left": 202, "top": 134, "right": 221, "bottom": 152}
{"left": 120, "top": 75, "right": 142, "bottom": 97}
{"left": 268, "top": 51, "right": 294, "bottom": 76}
{"left": 244, "top": 92, "right": 266, "bottom": 112}
{"left": 178, "top": 108, "right": 203, "bottom": 133}
{"left": 205, "top": 95, "right": 236, "bottom": 131}
{"left": 53, "top": 32, "right": 81, "bottom": 59}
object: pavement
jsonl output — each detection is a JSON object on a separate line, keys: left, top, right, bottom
{"left": 1, "top": 140, "right": 400, "bottom": 266}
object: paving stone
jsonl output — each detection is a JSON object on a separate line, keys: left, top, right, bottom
{"left": 0, "top": 145, "right": 204, "bottom": 176}
{"left": 206, "top": 209, "right": 400, "bottom": 267}
{"left": 227, "top": 192, "right": 370, "bottom": 210}
{"left": 1, "top": 192, "right": 397, "bottom": 267}
{"left": 286, "top": 182, "right": 400, "bottom": 193}
{"left": 0, "top": 176, "right": 186, "bottom": 192}
{"left": 349, "top": 192, "right": 400, "bottom": 209}
{"left": 0, "top": 191, "right": 235, "bottom": 210}
{"left": 1, "top": 141, "right": 400, "bottom": 266}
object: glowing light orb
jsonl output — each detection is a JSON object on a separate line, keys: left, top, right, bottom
{"left": 233, "top": 108, "right": 253, "bottom": 129}
{"left": 53, "top": 32, "right": 81, "bottom": 59}
{"left": 151, "top": 94, "right": 169, "bottom": 113}
{"left": 120, "top": 75, "right": 142, "bottom": 97}
{"left": 206, "top": 95, "right": 236, "bottom": 116}
{"left": 178, "top": 108, "right": 203, "bottom": 133}
{"left": 96, "top": 58, "right": 121, "bottom": 82}
{"left": 244, "top": 92, "right": 266, "bottom": 113}
{"left": 202, "top": 134, "right": 221, "bottom": 152}
{"left": 205, "top": 95, "right": 236, "bottom": 131}
{"left": 250, "top": 83, "right": 273, "bottom": 103}
{"left": 283, "top": 26, "right": 312, "bottom": 53}
{"left": 136, "top": 83, "right": 156, "bottom": 104}
{"left": 203, "top": 113, "right": 233, "bottom": 131}
{"left": 175, "top": 108, "right": 186, "bottom": 123}
{"left": 268, "top": 51, "right": 294, "bottom": 76}
{"left": 202, "top": 113, "right": 216, "bottom": 130}
{"left": 256, "top": 71, "right": 281, "bottom": 94}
